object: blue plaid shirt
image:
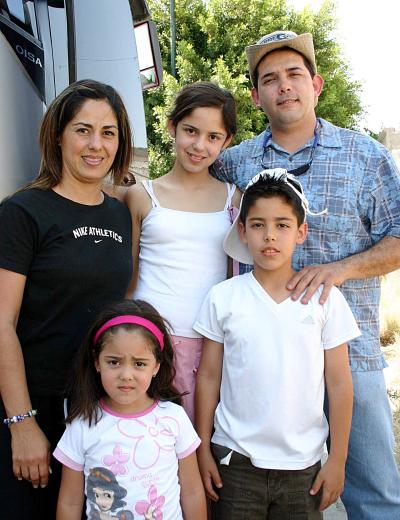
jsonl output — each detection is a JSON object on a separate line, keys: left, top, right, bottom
{"left": 215, "top": 118, "right": 400, "bottom": 371}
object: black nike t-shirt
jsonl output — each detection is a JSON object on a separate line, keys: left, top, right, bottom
{"left": 0, "top": 188, "right": 132, "bottom": 396}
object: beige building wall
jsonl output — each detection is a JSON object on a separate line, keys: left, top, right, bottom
{"left": 128, "top": 147, "right": 149, "bottom": 185}
{"left": 379, "top": 128, "right": 400, "bottom": 167}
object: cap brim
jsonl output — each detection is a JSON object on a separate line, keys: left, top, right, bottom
{"left": 223, "top": 202, "right": 254, "bottom": 265}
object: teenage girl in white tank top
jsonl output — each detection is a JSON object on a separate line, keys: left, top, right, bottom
{"left": 127, "top": 82, "right": 240, "bottom": 422}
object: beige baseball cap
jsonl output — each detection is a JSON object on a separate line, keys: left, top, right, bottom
{"left": 246, "top": 31, "right": 316, "bottom": 86}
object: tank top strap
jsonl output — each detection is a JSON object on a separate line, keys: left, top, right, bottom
{"left": 141, "top": 180, "right": 161, "bottom": 208}
{"left": 224, "top": 182, "right": 236, "bottom": 210}
{"left": 224, "top": 182, "right": 240, "bottom": 277}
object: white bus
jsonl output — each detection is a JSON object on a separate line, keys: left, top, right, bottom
{"left": 0, "top": 0, "right": 162, "bottom": 198}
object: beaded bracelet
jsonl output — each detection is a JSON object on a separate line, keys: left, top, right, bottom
{"left": 3, "top": 409, "right": 37, "bottom": 427}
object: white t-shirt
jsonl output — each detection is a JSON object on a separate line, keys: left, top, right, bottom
{"left": 193, "top": 272, "right": 361, "bottom": 470}
{"left": 54, "top": 400, "right": 200, "bottom": 519}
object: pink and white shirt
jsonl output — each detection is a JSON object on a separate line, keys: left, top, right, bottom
{"left": 54, "top": 400, "right": 200, "bottom": 519}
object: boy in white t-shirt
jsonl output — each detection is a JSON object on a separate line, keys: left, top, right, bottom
{"left": 194, "top": 169, "right": 361, "bottom": 519}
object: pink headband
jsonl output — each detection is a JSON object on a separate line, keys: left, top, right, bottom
{"left": 93, "top": 315, "right": 164, "bottom": 350}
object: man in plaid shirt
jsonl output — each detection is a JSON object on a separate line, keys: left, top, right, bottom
{"left": 214, "top": 30, "right": 400, "bottom": 519}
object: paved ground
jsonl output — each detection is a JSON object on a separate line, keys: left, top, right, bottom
{"left": 320, "top": 452, "right": 347, "bottom": 519}
{"left": 324, "top": 499, "right": 347, "bottom": 519}
{"left": 322, "top": 348, "right": 400, "bottom": 519}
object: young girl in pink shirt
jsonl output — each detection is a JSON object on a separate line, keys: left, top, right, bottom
{"left": 55, "top": 299, "right": 206, "bottom": 519}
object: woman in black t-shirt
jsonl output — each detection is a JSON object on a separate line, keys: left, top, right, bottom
{"left": 0, "top": 80, "right": 133, "bottom": 519}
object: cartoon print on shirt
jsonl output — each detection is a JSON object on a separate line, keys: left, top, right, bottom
{"left": 117, "top": 415, "right": 180, "bottom": 470}
{"left": 103, "top": 444, "right": 130, "bottom": 476}
{"left": 135, "top": 485, "right": 165, "bottom": 520}
{"left": 87, "top": 467, "right": 134, "bottom": 520}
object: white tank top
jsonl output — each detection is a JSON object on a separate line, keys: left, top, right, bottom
{"left": 134, "top": 180, "right": 236, "bottom": 338}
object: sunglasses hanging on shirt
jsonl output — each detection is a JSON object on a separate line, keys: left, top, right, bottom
{"left": 261, "top": 121, "right": 319, "bottom": 177}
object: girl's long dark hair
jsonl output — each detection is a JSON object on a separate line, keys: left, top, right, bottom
{"left": 67, "top": 299, "right": 181, "bottom": 426}
{"left": 168, "top": 81, "right": 237, "bottom": 137}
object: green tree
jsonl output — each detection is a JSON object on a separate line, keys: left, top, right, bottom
{"left": 145, "top": 0, "right": 363, "bottom": 178}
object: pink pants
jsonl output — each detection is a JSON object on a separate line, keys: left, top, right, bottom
{"left": 172, "top": 335, "right": 204, "bottom": 424}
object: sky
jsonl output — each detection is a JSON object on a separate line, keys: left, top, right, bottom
{"left": 289, "top": 0, "right": 400, "bottom": 132}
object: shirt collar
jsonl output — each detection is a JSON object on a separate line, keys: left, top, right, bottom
{"left": 316, "top": 118, "right": 342, "bottom": 149}
{"left": 250, "top": 131, "right": 268, "bottom": 157}
{"left": 255, "top": 117, "right": 342, "bottom": 158}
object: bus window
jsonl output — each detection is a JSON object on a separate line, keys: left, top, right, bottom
{"left": 1, "top": 0, "right": 38, "bottom": 38}
{"left": 0, "top": 0, "right": 44, "bottom": 99}
{"left": 134, "top": 20, "right": 162, "bottom": 90}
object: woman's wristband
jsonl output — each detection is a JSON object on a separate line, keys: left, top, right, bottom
{"left": 3, "top": 409, "right": 37, "bottom": 427}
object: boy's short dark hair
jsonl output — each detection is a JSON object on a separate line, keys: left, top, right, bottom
{"left": 239, "top": 174, "right": 306, "bottom": 226}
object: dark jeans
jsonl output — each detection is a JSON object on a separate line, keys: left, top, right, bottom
{"left": 0, "top": 395, "right": 66, "bottom": 520}
{"left": 211, "top": 443, "right": 322, "bottom": 520}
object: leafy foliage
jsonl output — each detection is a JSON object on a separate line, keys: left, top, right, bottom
{"left": 145, "top": 0, "right": 363, "bottom": 178}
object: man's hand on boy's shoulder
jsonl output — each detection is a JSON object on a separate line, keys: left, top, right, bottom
{"left": 287, "top": 261, "right": 347, "bottom": 305}
{"left": 309, "top": 456, "right": 345, "bottom": 511}
{"left": 197, "top": 445, "right": 223, "bottom": 502}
